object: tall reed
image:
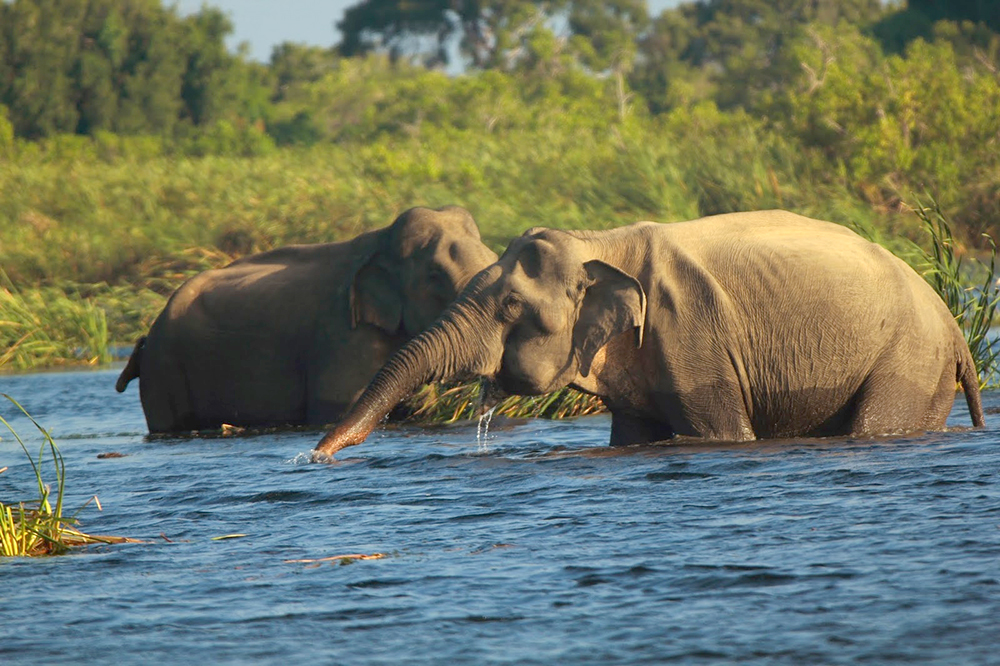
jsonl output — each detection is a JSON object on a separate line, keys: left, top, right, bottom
{"left": 914, "top": 199, "right": 1000, "bottom": 388}
{"left": 0, "top": 272, "right": 112, "bottom": 371}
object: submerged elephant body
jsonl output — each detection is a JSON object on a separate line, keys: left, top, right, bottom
{"left": 117, "top": 206, "right": 497, "bottom": 433}
{"left": 316, "top": 210, "right": 984, "bottom": 456}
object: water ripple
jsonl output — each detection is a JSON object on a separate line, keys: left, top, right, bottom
{"left": 3, "top": 369, "right": 1000, "bottom": 664}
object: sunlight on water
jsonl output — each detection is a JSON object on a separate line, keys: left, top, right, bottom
{"left": 3, "top": 368, "right": 999, "bottom": 664}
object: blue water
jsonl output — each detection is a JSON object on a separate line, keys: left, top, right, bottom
{"left": 2, "top": 368, "right": 999, "bottom": 664}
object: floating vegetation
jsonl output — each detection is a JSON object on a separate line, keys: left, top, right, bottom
{"left": 285, "top": 552, "right": 388, "bottom": 566}
{"left": 914, "top": 199, "right": 1000, "bottom": 388}
{"left": 0, "top": 394, "right": 136, "bottom": 557}
{"left": 394, "top": 383, "right": 606, "bottom": 424}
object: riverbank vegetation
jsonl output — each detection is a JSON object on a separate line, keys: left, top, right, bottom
{"left": 2, "top": 0, "right": 999, "bottom": 393}
{"left": 916, "top": 202, "right": 1000, "bottom": 387}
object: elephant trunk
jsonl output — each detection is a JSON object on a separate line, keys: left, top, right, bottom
{"left": 314, "top": 295, "right": 499, "bottom": 458}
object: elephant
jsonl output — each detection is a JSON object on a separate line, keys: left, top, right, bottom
{"left": 116, "top": 205, "right": 498, "bottom": 433}
{"left": 314, "top": 209, "right": 984, "bottom": 458}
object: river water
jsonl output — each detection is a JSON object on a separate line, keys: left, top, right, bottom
{"left": 1, "top": 367, "right": 998, "bottom": 664}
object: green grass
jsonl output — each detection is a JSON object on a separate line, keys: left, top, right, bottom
{"left": 0, "top": 272, "right": 113, "bottom": 371}
{"left": 0, "top": 394, "right": 133, "bottom": 556}
{"left": 913, "top": 199, "right": 1000, "bottom": 388}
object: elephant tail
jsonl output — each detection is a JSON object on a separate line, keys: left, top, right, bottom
{"left": 958, "top": 345, "right": 985, "bottom": 429}
{"left": 115, "top": 336, "right": 146, "bottom": 393}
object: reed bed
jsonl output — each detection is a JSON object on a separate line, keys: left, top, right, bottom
{"left": 0, "top": 274, "right": 168, "bottom": 372}
{"left": 0, "top": 273, "right": 112, "bottom": 371}
{"left": 0, "top": 395, "right": 134, "bottom": 556}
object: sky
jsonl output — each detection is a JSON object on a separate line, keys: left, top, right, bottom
{"left": 174, "top": 0, "right": 684, "bottom": 63}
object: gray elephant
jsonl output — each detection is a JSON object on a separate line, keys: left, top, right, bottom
{"left": 315, "top": 209, "right": 984, "bottom": 457}
{"left": 116, "top": 205, "right": 498, "bottom": 433}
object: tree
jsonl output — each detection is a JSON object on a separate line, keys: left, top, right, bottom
{"left": 630, "top": 0, "right": 885, "bottom": 111}
{"left": 875, "top": 0, "right": 1000, "bottom": 53}
{"left": 337, "top": 0, "right": 499, "bottom": 68}
{"left": 0, "top": 0, "right": 266, "bottom": 140}
{"left": 908, "top": 0, "right": 1000, "bottom": 32}
{"left": 0, "top": 0, "right": 83, "bottom": 138}
{"left": 269, "top": 43, "right": 339, "bottom": 102}
{"left": 336, "top": 0, "right": 648, "bottom": 72}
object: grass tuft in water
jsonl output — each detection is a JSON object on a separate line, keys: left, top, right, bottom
{"left": 914, "top": 199, "right": 1000, "bottom": 388}
{"left": 0, "top": 394, "right": 133, "bottom": 556}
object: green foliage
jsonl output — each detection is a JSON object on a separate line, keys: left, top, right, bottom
{"left": 875, "top": 0, "right": 1000, "bottom": 52}
{"left": 0, "top": 104, "right": 14, "bottom": 154}
{"left": 337, "top": 0, "right": 649, "bottom": 72}
{"left": 913, "top": 200, "right": 1000, "bottom": 388}
{"left": 0, "top": 395, "right": 128, "bottom": 556}
{"left": 0, "top": 273, "right": 114, "bottom": 371}
{"left": 0, "top": 0, "right": 268, "bottom": 141}
{"left": 396, "top": 383, "right": 605, "bottom": 423}
{"left": 630, "top": 0, "right": 887, "bottom": 111}
{"left": 750, "top": 20, "right": 1000, "bottom": 240}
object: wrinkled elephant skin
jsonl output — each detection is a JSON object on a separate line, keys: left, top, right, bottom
{"left": 117, "top": 206, "right": 497, "bottom": 433}
{"left": 316, "top": 210, "right": 984, "bottom": 457}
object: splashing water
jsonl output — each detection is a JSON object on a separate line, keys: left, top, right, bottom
{"left": 288, "top": 452, "right": 315, "bottom": 465}
{"left": 476, "top": 405, "right": 497, "bottom": 452}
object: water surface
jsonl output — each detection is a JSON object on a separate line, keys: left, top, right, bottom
{"left": 1, "top": 369, "right": 998, "bottom": 664}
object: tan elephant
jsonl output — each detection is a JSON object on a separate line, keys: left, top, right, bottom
{"left": 316, "top": 209, "right": 984, "bottom": 457}
{"left": 116, "top": 206, "right": 497, "bottom": 433}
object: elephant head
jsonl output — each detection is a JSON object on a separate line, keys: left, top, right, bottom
{"left": 316, "top": 227, "right": 645, "bottom": 457}
{"left": 350, "top": 206, "right": 499, "bottom": 338}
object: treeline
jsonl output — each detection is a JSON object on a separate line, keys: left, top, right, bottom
{"left": 2, "top": 0, "right": 999, "bottom": 243}
{"left": 0, "top": 0, "right": 266, "bottom": 138}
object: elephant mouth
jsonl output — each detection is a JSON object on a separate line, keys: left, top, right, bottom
{"left": 476, "top": 377, "right": 508, "bottom": 415}
{"left": 489, "top": 368, "right": 566, "bottom": 401}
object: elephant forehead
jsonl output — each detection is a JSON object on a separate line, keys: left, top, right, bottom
{"left": 393, "top": 225, "right": 441, "bottom": 255}
{"left": 392, "top": 206, "right": 478, "bottom": 251}
{"left": 507, "top": 235, "right": 579, "bottom": 281}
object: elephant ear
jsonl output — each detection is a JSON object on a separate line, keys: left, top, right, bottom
{"left": 573, "top": 260, "right": 646, "bottom": 377}
{"left": 350, "top": 256, "right": 403, "bottom": 334}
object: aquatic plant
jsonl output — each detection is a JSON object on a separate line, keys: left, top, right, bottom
{"left": 0, "top": 395, "right": 131, "bottom": 556}
{"left": 914, "top": 200, "right": 1000, "bottom": 388}
{"left": 396, "top": 382, "right": 605, "bottom": 424}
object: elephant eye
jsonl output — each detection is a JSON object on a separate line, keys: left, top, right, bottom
{"left": 427, "top": 267, "right": 449, "bottom": 286}
{"left": 498, "top": 292, "right": 523, "bottom": 323}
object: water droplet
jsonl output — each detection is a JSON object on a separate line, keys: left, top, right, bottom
{"left": 477, "top": 405, "right": 497, "bottom": 452}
